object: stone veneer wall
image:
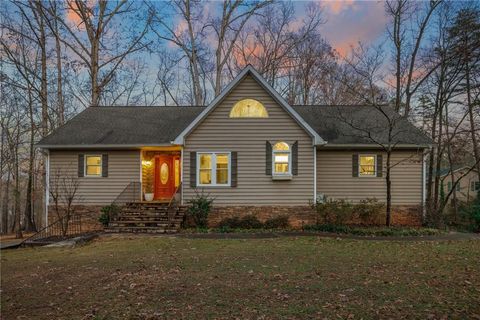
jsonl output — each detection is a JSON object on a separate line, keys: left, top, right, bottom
{"left": 209, "top": 205, "right": 423, "bottom": 228}
{"left": 47, "top": 205, "right": 104, "bottom": 231}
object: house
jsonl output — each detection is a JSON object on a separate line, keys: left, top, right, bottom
{"left": 37, "top": 65, "right": 432, "bottom": 228}
{"left": 437, "top": 166, "right": 480, "bottom": 203}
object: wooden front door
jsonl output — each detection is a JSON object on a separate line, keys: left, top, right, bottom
{"left": 154, "top": 155, "right": 175, "bottom": 200}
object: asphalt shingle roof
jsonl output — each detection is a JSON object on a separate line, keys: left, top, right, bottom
{"left": 38, "top": 105, "right": 432, "bottom": 148}
{"left": 38, "top": 106, "right": 204, "bottom": 146}
{"left": 293, "top": 105, "right": 432, "bottom": 146}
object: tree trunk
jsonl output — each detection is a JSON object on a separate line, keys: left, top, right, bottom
{"left": 385, "top": 151, "right": 392, "bottom": 227}
{"left": 54, "top": 17, "right": 65, "bottom": 125}
{"left": 35, "top": 1, "right": 49, "bottom": 137}
{"left": 465, "top": 60, "right": 480, "bottom": 182}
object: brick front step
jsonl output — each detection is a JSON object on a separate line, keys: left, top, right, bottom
{"left": 107, "top": 202, "right": 186, "bottom": 233}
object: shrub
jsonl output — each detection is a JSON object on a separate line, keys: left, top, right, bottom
{"left": 218, "top": 215, "right": 263, "bottom": 229}
{"left": 354, "top": 198, "right": 385, "bottom": 225}
{"left": 459, "top": 191, "right": 480, "bottom": 232}
{"left": 98, "top": 204, "right": 120, "bottom": 227}
{"left": 187, "top": 191, "right": 214, "bottom": 228}
{"left": 239, "top": 215, "right": 263, "bottom": 229}
{"left": 264, "top": 215, "right": 290, "bottom": 229}
{"left": 312, "top": 197, "right": 353, "bottom": 225}
{"left": 218, "top": 216, "right": 241, "bottom": 228}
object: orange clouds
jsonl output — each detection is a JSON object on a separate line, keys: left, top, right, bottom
{"left": 66, "top": 0, "right": 96, "bottom": 29}
{"left": 322, "top": 0, "right": 357, "bottom": 14}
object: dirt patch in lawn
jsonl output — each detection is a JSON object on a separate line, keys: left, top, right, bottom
{"left": 2, "top": 236, "right": 480, "bottom": 319}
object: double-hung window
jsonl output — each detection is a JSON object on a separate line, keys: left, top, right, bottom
{"left": 85, "top": 155, "right": 102, "bottom": 177}
{"left": 197, "top": 152, "right": 230, "bottom": 186}
{"left": 272, "top": 142, "right": 291, "bottom": 176}
{"left": 359, "top": 155, "right": 376, "bottom": 177}
{"left": 471, "top": 181, "right": 480, "bottom": 192}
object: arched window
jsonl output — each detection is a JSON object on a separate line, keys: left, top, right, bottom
{"left": 229, "top": 99, "right": 268, "bottom": 118}
{"left": 272, "top": 142, "right": 291, "bottom": 175}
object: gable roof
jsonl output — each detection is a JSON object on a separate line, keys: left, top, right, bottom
{"left": 37, "top": 106, "right": 204, "bottom": 148}
{"left": 172, "top": 65, "right": 326, "bottom": 146}
{"left": 293, "top": 105, "right": 433, "bottom": 147}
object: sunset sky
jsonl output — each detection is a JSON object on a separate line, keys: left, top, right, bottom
{"left": 295, "top": 0, "right": 387, "bottom": 56}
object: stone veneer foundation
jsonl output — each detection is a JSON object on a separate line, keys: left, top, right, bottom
{"left": 209, "top": 205, "right": 423, "bottom": 228}
{"left": 48, "top": 204, "right": 423, "bottom": 230}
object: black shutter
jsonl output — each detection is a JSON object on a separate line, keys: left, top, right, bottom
{"left": 266, "top": 141, "right": 272, "bottom": 175}
{"left": 292, "top": 141, "right": 298, "bottom": 175}
{"left": 102, "top": 154, "right": 108, "bottom": 177}
{"left": 231, "top": 152, "right": 237, "bottom": 187}
{"left": 190, "top": 152, "right": 197, "bottom": 188}
{"left": 352, "top": 154, "right": 359, "bottom": 177}
{"left": 376, "top": 154, "right": 383, "bottom": 177}
{"left": 78, "top": 154, "right": 84, "bottom": 177}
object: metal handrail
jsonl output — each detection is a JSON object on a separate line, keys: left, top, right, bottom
{"left": 22, "top": 213, "right": 98, "bottom": 244}
{"left": 112, "top": 181, "right": 141, "bottom": 206}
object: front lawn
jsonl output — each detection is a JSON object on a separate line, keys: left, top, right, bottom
{"left": 2, "top": 236, "right": 480, "bottom": 319}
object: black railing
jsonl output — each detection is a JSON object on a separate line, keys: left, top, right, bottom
{"left": 22, "top": 213, "right": 101, "bottom": 245}
{"left": 112, "top": 181, "right": 141, "bottom": 206}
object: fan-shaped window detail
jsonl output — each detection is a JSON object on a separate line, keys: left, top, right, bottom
{"left": 229, "top": 99, "right": 268, "bottom": 118}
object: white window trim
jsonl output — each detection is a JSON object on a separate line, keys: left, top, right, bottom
{"left": 358, "top": 154, "right": 377, "bottom": 178}
{"left": 272, "top": 142, "right": 292, "bottom": 177}
{"left": 196, "top": 152, "right": 231, "bottom": 187}
{"left": 84, "top": 154, "right": 102, "bottom": 177}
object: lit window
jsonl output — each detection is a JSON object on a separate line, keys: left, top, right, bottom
{"left": 197, "top": 153, "right": 230, "bottom": 186}
{"left": 86, "top": 155, "right": 102, "bottom": 176}
{"left": 273, "top": 142, "right": 291, "bottom": 175}
{"left": 359, "top": 155, "right": 376, "bottom": 176}
{"left": 230, "top": 99, "right": 268, "bottom": 118}
{"left": 174, "top": 159, "right": 180, "bottom": 188}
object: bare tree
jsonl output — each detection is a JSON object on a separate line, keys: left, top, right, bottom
{"left": 210, "top": 0, "right": 271, "bottom": 96}
{"left": 49, "top": 170, "right": 80, "bottom": 237}
{"left": 42, "top": 0, "right": 151, "bottom": 106}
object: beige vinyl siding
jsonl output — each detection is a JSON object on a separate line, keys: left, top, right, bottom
{"left": 441, "top": 169, "right": 479, "bottom": 203}
{"left": 183, "top": 74, "right": 315, "bottom": 205}
{"left": 316, "top": 150, "right": 423, "bottom": 205}
{"left": 49, "top": 150, "right": 140, "bottom": 205}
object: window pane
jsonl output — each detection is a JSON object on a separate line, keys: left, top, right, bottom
{"left": 216, "top": 169, "right": 228, "bottom": 184}
{"left": 273, "top": 142, "right": 289, "bottom": 151}
{"left": 199, "top": 154, "right": 211, "bottom": 169}
{"left": 86, "top": 156, "right": 101, "bottom": 166}
{"left": 230, "top": 99, "right": 268, "bottom": 118}
{"left": 216, "top": 154, "right": 228, "bottom": 168}
{"left": 359, "top": 156, "right": 375, "bottom": 175}
{"left": 199, "top": 169, "right": 211, "bottom": 184}
{"left": 87, "top": 165, "right": 101, "bottom": 176}
{"left": 174, "top": 159, "right": 180, "bottom": 188}
{"left": 275, "top": 163, "right": 289, "bottom": 174}
{"left": 274, "top": 153, "right": 289, "bottom": 163}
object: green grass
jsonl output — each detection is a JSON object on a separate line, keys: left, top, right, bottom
{"left": 302, "top": 224, "right": 443, "bottom": 236}
{"left": 2, "top": 236, "right": 480, "bottom": 319}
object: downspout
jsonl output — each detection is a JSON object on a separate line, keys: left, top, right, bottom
{"left": 313, "top": 145, "right": 317, "bottom": 203}
{"left": 45, "top": 149, "right": 50, "bottom": 227}
{"left": 422, "top": 149, "right": 427, "bottom": 220}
